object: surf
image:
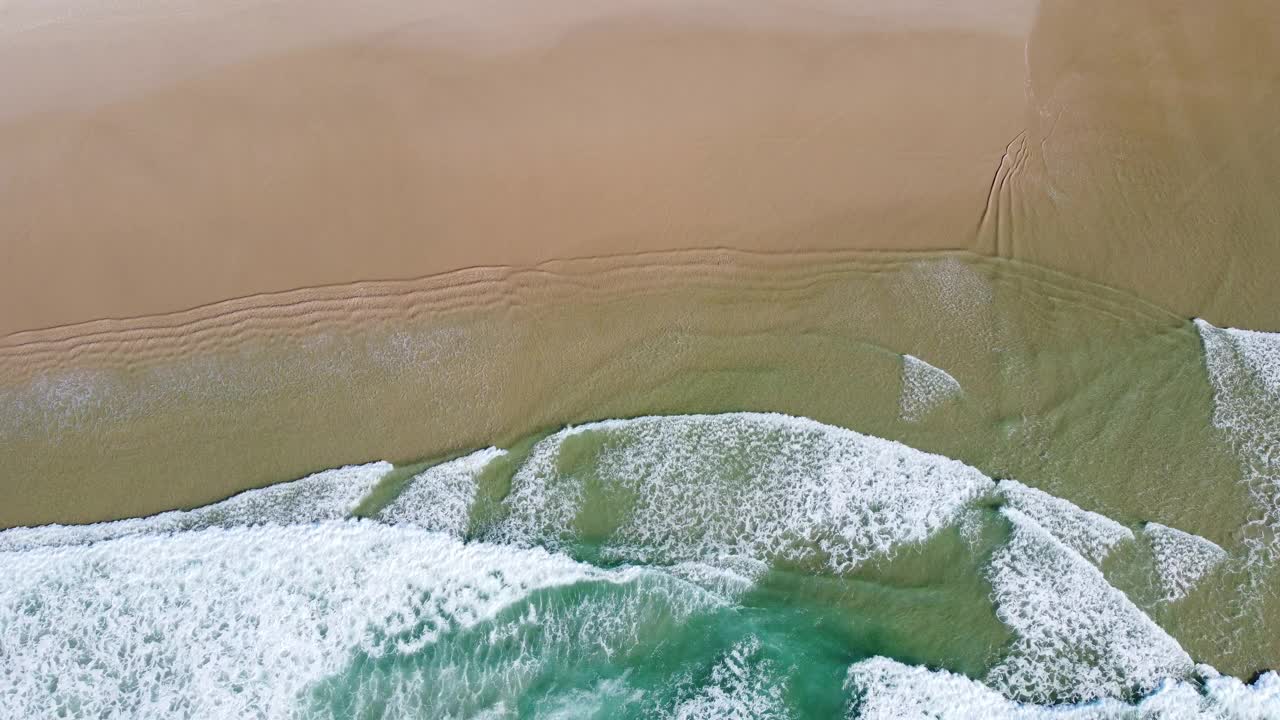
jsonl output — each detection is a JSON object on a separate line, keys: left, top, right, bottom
{"left": 2, "top": 411, "right": 1277, "bottom": 718}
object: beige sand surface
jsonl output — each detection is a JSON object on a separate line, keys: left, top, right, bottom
{"left": 1, "top": 0, "right": 1034, "bottom": 336}
{"left": 988, "top": 0, "right": 1280, "bottom": 328}
{"left": 4, "top": 0, "right": 1276, "bottom": 342}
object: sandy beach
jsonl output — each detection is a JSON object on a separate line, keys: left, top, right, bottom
{"left": 2, "top": 0, "right": 1277, "bottom": 342}
{"left": 1, "top": 0, "right": 1034, "bottom": 337}
{"left": 2, "top": 0, "right": 1278, "bottom": 520}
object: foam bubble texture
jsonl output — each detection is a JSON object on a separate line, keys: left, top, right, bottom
{"left": 900, "top": 354, "right": 962, "bottom": 422}
{"left": 318, "top": 563, "right": 722, "bottom": 719}
{"left": 488, "top": 413, "right": 995, "bottom": 573}
{"left": 4, "top": 411, "right": 1274, "bottom": 718}
{"left": 0, "top": 461, "right": 392, "bottom": 552}
{"left": 849, "top": 656, "right": 1098, "bottom": 719}
{"left": 0, "top": 522, "right": 632, "bottom": 719}
{"left": 1196, "top": 319, "right": 1280, "bottom": 569}
{"left": 846, "top": 656, "right": 1280, "bottom": 719}
{"left": 1198, "top": 670, "right": 1280, "bottom": 719}
{"left": 673, "top": 637, "right": 788, "bottom": 720}
{"left": 998, "top": 480, "right": 1135, "bottom": 565}
{"left": 986, "top": 508, "right": 1193, "bottom": 704}
{"left": 377, "top": 448, "right": 507, "bottom": 535}
{"left": 1144, "top": 522, "right": 1228, "bottom": 603}
{"left": 664, "top": 556, "right": 770, "bottom": 599}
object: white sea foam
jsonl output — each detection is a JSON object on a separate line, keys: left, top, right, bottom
{"left": 5, "top": 411, "right": 1271, "bottom": 718}
{"left": 673, "top": 637, "right": 788, "bottom": 720}
{"left": 1144, "top": 522, "right": 1229, "bottom": 603}
{"left": 1199, "top": 323, "right": 1280, "bottom": 399}
{"left": 0, "top": 521, "right": 655, "bottom": 720}
{"left": 526, "top": 676, "right": 646, "bottom": 720}
{"left": 0, "top": 461, "right": 392, "bottom": 552}
{"left": 846, "top": 656, "right": 1280, "bottom": 719}
{"left": 849, "top": 656, "right": 1055, "bottom": 719}
{"left": 956, "top": 506, "right": 989, "bottom": 550}
{"left": 488, "top": 412, "right": 995, "bottom": 573}
{"left": 1195, "top": 668, "right": 1280, "bottom": 719}
{"left": 998, "top": 479, "right": 1135, "bottom": 565}
{"left": 986, "top": 508, "right": 1193, "bottom": 704}
{"left": 665, "top": 555, "right": 770, "bottom": 599}
{"left": 900, "top": 354, "right": 962, "bottom": 422}
{"left": 1196, "top": 319, "right": 1280, "bottom": 568}
{"left": 329, "top": 561, "right": 723, "bottom": 720}
{"left": 377, "top": 448, "right": 507, "bottom": 535}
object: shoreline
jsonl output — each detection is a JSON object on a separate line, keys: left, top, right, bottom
{"left": 0, "top": 248, "right": 1221, "bottom": 528}
{"left": 1, "top": 247, "right": 1188, "bottom": 378}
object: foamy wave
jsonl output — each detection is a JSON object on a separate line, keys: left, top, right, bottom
{"left": 846, "top": 657, "right": 1279, "bottom": 719}
{"left": 997, "top": 480, "right": 1134, "bottom": 565}
{"left": 0, "top": 461, "right": 392, "bottom": 552}
{"left": 986, "top": 508, "right": 1192, "bottom": 704}
{"left": 487, "top": 413, "right": 995, "bottom": 573}
{"left": 0, "top": 521, "right": 656, "bottom": 719}
{"left": 4, "top": 411, "right": 1272, "bottom": 717}
{"left": 311, "top": 559, "right": 723, "bottom": 719}
{"left": 664, "top": 555, "right": 770, "bottom": 599}
{"left": 1144, "top": 522, "right": 1228, "bottom": 603}
{"left": 377, "top": 448, "right": 507, "bottom": 535}
{"left": 673, "top": 637, "right": 788, "bottom": 720}
{"left": 1196, "top": 319, "right": 1280, "bottom": 569}
{"left": 900, "top": 354, "right": 962, "bottom": 422}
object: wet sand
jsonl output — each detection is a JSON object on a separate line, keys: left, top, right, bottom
{"left": 988, "top": 0, "right": 1280, "bottom": 327}
{"left": 0, "top": 247, "right": 1234, "bottom": 533}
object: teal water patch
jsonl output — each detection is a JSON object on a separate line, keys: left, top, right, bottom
{"left": 299, "top": 570, "right": 731, "bottom": 718}
{"left": 299, "top": 553, "right": 1003, "bottom": 719}
{"left": 1, "top": 413, "right": 1276, "bottom": 718}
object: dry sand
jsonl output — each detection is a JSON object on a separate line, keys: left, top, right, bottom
{"left": 2, "top": 0, "right": 1275, "bottom": 338}
{"left": 5, "top": 0, "right": 1277, "bottom": 338}
{"left": 1, "top": 0, "right": 1033, "bottom": 335}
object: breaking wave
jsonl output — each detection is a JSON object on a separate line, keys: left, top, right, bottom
{"left": 1, "top": 412, "right": 1275, "bottom": 718}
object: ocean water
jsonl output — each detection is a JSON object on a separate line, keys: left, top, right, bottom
{"left": 3, "top": 252, "right": 1279, "bottom": 717}
{"left": 3, "top": 406, "right": 1278, "bottom": 717}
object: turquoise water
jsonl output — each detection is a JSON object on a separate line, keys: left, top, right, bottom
{"left": 2, "top": 407, "right": 1278, "bottom": 718}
